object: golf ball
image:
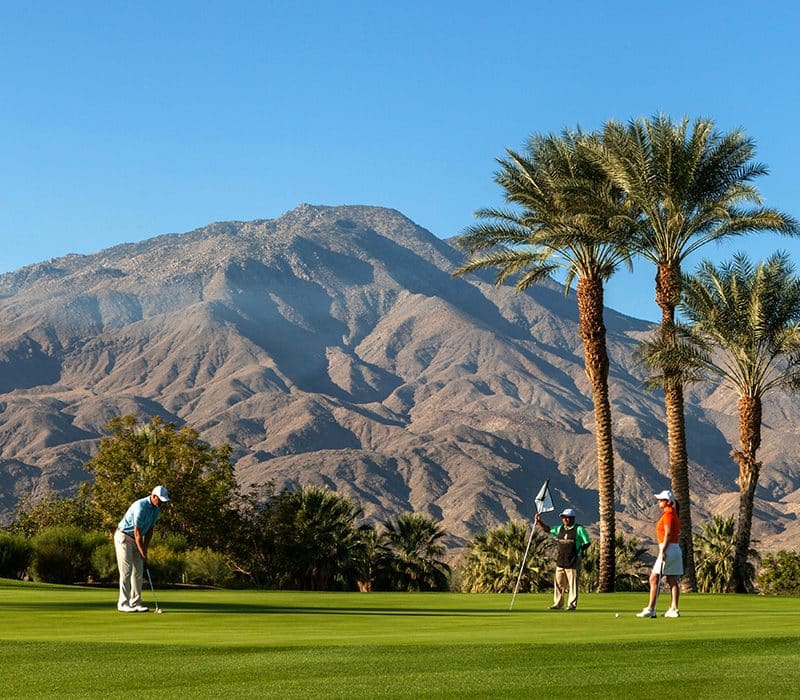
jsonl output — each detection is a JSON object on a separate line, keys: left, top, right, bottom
{"left": 156, "top": 608, "right": 163, "bottom": 614}
{"left": 615, "top": 613, "right": 620, "bottom": 618}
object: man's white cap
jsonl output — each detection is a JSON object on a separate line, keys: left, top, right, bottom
{"left": 151, "top": 485, "right": 170, "bottom": 502}
{"left": 560, "top": 508, "right": 576, "bottom": 518}
{"left": 654, "top": 489, "right": 675, "bottom": 502}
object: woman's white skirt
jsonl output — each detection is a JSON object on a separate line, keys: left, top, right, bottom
{"left": 652, "top": 542, "right": 683, "bottom": 576}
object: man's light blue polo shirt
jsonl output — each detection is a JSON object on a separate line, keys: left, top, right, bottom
{"left": 117, "top": 496, "right": 161, "bottom": 535}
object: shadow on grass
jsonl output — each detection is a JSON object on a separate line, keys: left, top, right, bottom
{"left": 4, "top": 597, "right": 547, "bottom": 617}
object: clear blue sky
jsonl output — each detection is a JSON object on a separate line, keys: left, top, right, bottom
{"left": 1, "top": 1, "right": 798, "bottom": 321}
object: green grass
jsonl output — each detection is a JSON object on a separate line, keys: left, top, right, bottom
{"left": 1, "top": 579, "right": 797, "bottom": 699}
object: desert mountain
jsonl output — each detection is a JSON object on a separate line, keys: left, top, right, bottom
{"left": 1, "top": 204, "right": 799, "bottom": 549}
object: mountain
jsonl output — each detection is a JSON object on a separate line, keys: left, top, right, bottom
{"left": 1, "top": 204, "right": 799, "bottom": 550}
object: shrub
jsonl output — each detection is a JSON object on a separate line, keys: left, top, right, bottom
{"left": 757, "top": 550, "right": 800, "bottom": 595}
{"left": 460, "top": 521, "right": 550, "bottom": 593}
{"left": 30, "top": 526, "right": 94, "bottom": 584}
{"left": 693, "top": 514, "right": 758, "bottom": 593}
{"left": 90, "top": 541, "right": 119, "bottom": 583}
{"left": 147, "top": 543, "right": 186, "bottom": 584}
{"left": 0, "top": 531, "right": 33, "bottom": 579}
{"left": 580, "top": 534, "right": 650, "bottom": 592}
{"left": 184, "top": 548, "right": 234, "bottom": 587}
{"left": 9, "top": 491, "right": 101, "bottom": 538}
{"left": 153, "top": 532, "right": 190, "bottom": 553}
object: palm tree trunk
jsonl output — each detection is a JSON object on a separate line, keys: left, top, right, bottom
{"left": 663, "top": 381, "right": 696, "bottom": 590}
{"left": 577, "top": 276, "right": 616, "bottom": 592}
{"left": 656, "top": 264, "right": 697, "bottom": 591}
{"left": 732, "top": 395, "right": 762, "bottom": 593}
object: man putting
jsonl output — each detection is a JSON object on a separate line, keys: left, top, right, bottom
{"left": 535, "top": 507, "right": 591, "bottom": 611}
{"left": 114, "top": 485, "right": 170, "bottom": 612}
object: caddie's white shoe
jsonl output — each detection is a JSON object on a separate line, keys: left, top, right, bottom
{"left": 635, "top": 607, "right": 656, "bottom": 618}
{"left": 663, "top": 608, "right": 680, "bottom": 618}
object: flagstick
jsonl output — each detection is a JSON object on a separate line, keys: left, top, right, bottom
{"left": 509, "top": 520, "right": 537, "bottom": 612}
{"left": 510, "top": 478, "right": 554, "bottom": 612}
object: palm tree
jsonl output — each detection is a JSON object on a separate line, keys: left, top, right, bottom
{"left": 375, "top": 513, "right": 451, "bottom": 591}
{"left": 271, "top": 485, "right": 368, "bottom": 590}
{"left": 693, "top": 514, "right": 758, "bottom": 592}
{"left": 591, "top": 115, "right": 797, "bottom": 590}
{"left": 674, "top": 252, "right": 800, "bottom": 591}
{"left": 453, "top": 129, "right": 636, "bottom": 592}
{"left": 460, "top": 521, "right": 550, "bottom": 593}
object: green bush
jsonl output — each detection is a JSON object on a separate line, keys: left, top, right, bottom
{"left": 147, "top": 543, "right": 186, "bottom": 584}
{"left": 460, "top": 521, "right": 550, "bottom": 593}
{"left": 184, "top": 548, "right": 234, "bottom": 587}
{"left": 0, "top": 531, "right": 33, "bottom": 579}
{"left": 90, "top": 541, "right": 118, "bottom": 583}
{"left": 580, "top": 534, "right": 650, "bottom": 592}
{"left": 30, "top": 526, "right": 95, "bottom": 584}
{"left": 153, "top": 532, "right": 190, "bottom": 553}
{"left": 757, "top": 550, "right": 800, "bottom": 595}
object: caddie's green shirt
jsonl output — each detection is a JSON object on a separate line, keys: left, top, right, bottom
{"left": 548, "top": 523, "right": 591, "bottom": 568}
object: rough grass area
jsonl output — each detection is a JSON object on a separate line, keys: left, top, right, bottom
{"left": 1, "top": 579, "right": 797, "bottom": 698}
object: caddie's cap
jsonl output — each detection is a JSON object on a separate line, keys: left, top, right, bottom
{"left": 151, "top": 485, "right": 170, "bottom": 502}
{"left": 560, "top": 508, "right": 576, "bottom": 518}
{"left": 654, "top": 489, "right": 674, "bottom": 502}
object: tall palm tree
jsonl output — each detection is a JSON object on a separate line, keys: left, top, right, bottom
{"left": 674, "top": 252, "right": 800, "bottom": 591}
{"left": 453, "top": 130, "right": 636, "bottom": 592}
{"left": 460, "top": 521, "right": 550, "bottom": 593}
{"left": 591, "top": 115, "right": 797, "bottom": 590}
{"left": 375, "top": 513, "right": 451, "bottom": 591}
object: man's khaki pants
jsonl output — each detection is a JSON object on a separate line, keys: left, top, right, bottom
{"left": 553, "top": 563, "right": 581, "bottom": 609}
{"left": 114, "top": 529, "right": 144, "bottom": 608}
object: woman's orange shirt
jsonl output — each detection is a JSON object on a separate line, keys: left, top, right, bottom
{"left": 656, "top": 506, "right": 680, "bottom": 544}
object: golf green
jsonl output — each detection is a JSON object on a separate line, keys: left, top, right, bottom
{"left": 1, "top": 579, "right": 797, "bottom": 698}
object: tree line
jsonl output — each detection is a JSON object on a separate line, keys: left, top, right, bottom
{"left": 1, "top": 415, "right": 798, "bottom": 595}
{"left": 0, "top": 416, "right": 450, "bottom": 591}
{"left": 453, "top": 114, "right": 800, "bottom": 593}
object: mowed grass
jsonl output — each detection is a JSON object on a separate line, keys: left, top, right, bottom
{"left": 1, "top": 579, "right": 798, "bottom": 699}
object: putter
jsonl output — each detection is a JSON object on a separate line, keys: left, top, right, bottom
{"left": 145, "top": 567, "right": 163, "bottom": 614}
{"left": 652, "top": 559, "right": 665, "bottom": 616}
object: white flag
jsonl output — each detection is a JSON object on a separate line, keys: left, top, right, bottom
{"left": 534, "top": 479, "right": 554, "bottom": 515}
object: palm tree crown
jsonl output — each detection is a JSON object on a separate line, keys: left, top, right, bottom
{"left": 455, "top": 130, "right": 633, "bottom": 290}
{"left": 680, "top": 252, "right": 800, "bottom": 396}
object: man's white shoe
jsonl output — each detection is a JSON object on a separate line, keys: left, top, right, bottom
{"left": 664, "top": 608, "right": 680, "bottom": 618}
{"left": 117, "top": 603, "right": 136, "bottom": 613}
{"left": 133, "top": 604, "right": 149, "bottom": 612}
{"left": 635, "top": 607, "right": 656, "bottom": 618}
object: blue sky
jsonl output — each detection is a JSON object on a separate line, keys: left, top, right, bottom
{"left": 1, "top": 1, "right": 798, "bottom": 321}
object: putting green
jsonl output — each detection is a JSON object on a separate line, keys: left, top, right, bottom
{"left": 1, "top": 579, "right": 797, "bottom": 698}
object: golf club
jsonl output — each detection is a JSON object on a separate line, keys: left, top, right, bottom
{"left": 652, "top": 558, "right": 665, "bottom": 615}
{"left": 145, "top": 566, "right": 163, "bottom": 614}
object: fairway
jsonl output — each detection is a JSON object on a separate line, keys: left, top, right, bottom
{"left": 1, "top": 579, "right": 797, "bottom": 699}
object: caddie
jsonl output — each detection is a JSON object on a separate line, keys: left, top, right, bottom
{"left": 535, "top": 507, "right": 591, "bottom": 611}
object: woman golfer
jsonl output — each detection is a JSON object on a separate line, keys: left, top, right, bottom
{"left": 636, "top": 489, "right": 682, "bottom": 618}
